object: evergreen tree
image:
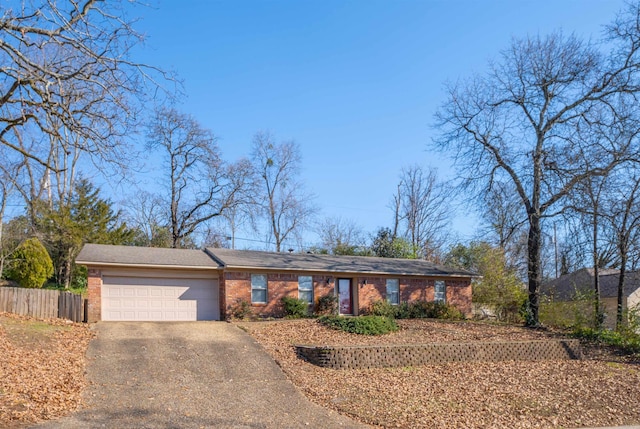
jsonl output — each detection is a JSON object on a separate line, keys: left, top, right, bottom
{"left": 370, "top": 228, "right": 416, "bottom": 259}
{"left": 34, "top": 179, "right": 134, "bottom": 288}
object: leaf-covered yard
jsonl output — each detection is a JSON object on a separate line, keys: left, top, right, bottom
{"left": 238, "top": 319, "right": 640, "bottom": 429}
{"left": 0, "top": 313, "right": 93, "bottom": 427}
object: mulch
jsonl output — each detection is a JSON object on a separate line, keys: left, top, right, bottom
{"left": 239, "top": 318, "right": 640, "bottom": 429}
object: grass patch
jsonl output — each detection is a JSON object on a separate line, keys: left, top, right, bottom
{"left": 318, "top": 315, "right": 398, "bottom": 335}
{"left": 0, "top": 315, "right": 71, "bottom": 346}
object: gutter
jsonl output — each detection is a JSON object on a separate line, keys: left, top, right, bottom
{"left": 75, "top": 261, "right": 220, "bottom": 271}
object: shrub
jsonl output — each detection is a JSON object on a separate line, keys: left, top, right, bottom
{"left": 229, "top": 299, "right": 253, "bottom": 320}
{"left": 539, "top": 289, "right": 598, "bottom": 330}
{"left": 315, "top": 294, "right": 338, "bottom": 316}
{"left": 366, "top": 300, "right": 464, "bottom": 320}
{"left": 318, "top": 315, "right": 398, "bottom": 335}
{"left": 571, "top": 326, "right": 640, "bottom": 354}
{"left": 366, "top": 300, "right": 396, "bottom": 318}
{"left": 404, "top": 301, "right": 463, "bottom": 320}
{"left": 5, "top": 237, "right": 53, "bottom": 289}
{"left": 281, "top": 296, "right": 309, "bottom": 319}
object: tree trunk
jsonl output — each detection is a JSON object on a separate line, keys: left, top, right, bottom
{"left": 527, "top": 213, "right": 542, "bottom": 326}
{"left": 617, "top": 253, "right": 627, "bottom": 330}
{"left": 593, "top": 215, "right": 602, "bottom": 329}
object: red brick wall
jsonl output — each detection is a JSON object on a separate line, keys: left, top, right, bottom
{"left": 224, "top": 271, "right": 342, "bottom": 319}
{"left": 355, "top": 276, "right": 473, "bottom": 318}
{"left": 357, "top": 277, "right": 386, "bottom": 311}
{"left": 446, "top": 279, "right": 473, "bottom": 317}
{"left": 87, "top": 268, "right": 102, "bottom": 322}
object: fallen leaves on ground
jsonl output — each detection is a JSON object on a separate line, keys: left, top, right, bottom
{"left": 0, "top": 312, "right": 94, "bottom": 427}
{"left": 238, "top": 318, "right": 640, "bottom": 429}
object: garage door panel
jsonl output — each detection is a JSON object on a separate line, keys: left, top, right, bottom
{"left": 102, "top": 274, "right": 219, "bottom": 321}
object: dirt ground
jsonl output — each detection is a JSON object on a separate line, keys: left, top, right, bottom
{"left": 0, "top": 312, "right": 94, "bottom": 428}
{"left": 238, "top": 319, "right": 640, "bottom": 429}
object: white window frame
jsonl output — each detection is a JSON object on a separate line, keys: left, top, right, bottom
{"left": 251, "top": 274, "right": 268, "bottom": 304}
{"left": 386, "top": 279, "right": 400, "bottom": 305}
{"left": 434, "top": 280, "right": 446, "bottom": 303}
{"left": 298, "top": 275, "right": 313, "bottom": 304}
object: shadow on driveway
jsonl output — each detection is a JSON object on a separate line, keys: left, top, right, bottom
{"left": 34, "top": 322, "right": 368, "bottom": 429}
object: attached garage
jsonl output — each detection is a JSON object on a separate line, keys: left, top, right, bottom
{"left": 76, "top": 244, "right": 222, "bottom": 322}
{"left": 101, "top": 273, "right": 219, "bottom": 321}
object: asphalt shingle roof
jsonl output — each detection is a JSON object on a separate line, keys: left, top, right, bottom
{"left": 206, "top": 248, "right": 475, "bottom": 277}
{"left": 541, "top": 267, "right": 640, "bottom": 299}
{"left": 76, "top": 244, "right": 221, "bottom": 269}
{"left": 76, "top": 244, "right": 475, "bottom": 277}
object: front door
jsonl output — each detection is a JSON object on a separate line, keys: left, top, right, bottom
{"left": 338, "top": 278, "right": 352, "bottom": 315}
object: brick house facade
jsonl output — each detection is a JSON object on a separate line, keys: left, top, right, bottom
{"left": 222, "top": 271, "right": 473, "bottom": 319}
{"left": 78, "top": 244, "right": 475, "bottom": 322}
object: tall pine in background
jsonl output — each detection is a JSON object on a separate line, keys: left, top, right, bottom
{"left": 34, "top": 179, "right": 134, "bottom": 289}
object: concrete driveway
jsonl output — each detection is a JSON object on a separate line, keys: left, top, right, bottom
{"left": 35, "top": 322, "right": 368, "bottom": 429}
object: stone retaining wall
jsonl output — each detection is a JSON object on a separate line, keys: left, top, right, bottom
{"left": 296, "top": 339, "right": 582, "bottom": 370}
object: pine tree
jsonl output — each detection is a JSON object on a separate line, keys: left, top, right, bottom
{"left": 34, "top": 179, "right": 134, "bottom": 288}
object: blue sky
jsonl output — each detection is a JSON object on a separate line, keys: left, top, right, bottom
{"left": 126, "top": 0, "right": 625, "bottom": 249}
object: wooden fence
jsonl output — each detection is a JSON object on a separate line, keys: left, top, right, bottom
{"left": 0, "top": 287, "right": 86, "bottom": 323}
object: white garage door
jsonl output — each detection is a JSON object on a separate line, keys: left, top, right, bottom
{"left": 102, "top": 275, "right": 219, "bottom": 321}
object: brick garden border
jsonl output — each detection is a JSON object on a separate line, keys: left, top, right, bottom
{"left": 296, "top": 339, "right": 582, "bottom": 370}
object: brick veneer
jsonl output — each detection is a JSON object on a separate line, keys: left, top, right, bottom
{"left": 224, "top": 272, "right": 473, "bottom": 320}
{"left": 86, "top": 268, "right": 102, "bottom": 322}
{"left": 296, "top": 339, "right": 582, "bottom": 369}
{"left": 85, "top": 266, "right": 473, "bottom": 322}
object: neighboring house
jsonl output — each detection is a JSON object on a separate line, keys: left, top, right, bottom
{"left": 541, "top": 267, "right": 640, "bottom": 328}
{"left": 76, "top": 244, "right": 476, "bottom": 322}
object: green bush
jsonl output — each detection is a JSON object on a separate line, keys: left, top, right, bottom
{"left": 6, "top": 237, "right": 53, "bottom": 289}
{"left": 539, "top": 290, "right": 598, "bottom": 329}
{"left": 410, "top": 301, "right": 463, "bottom": 320}
{"left": 571, "top": 326, "right": 640, "bottom": 354}
{"left": 366, "top": 300, "right": 397, "bottom": 318}
{"left": 366, "top": 300, "right": 463, "bottom": 320}
{"left": 281, "top": 296, "right": 309, "bottom": 319}
{"left": 318, "top": 315, "right": 398, "bottom": 335}
{"left": 315, "top": 294, "right": 338, "bottom": 316}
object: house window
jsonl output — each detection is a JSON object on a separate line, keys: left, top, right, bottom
{"left": 298, "top": 276, "right": 313, "bottom": 304}
{"left": 251, "top": 274, "right": 267, "bottom": 303}
{"left": 386, "top": 279, "right": 400, "bottom": 305}
{"left": 434, "top": 280, "right": 446, "bottom": 303}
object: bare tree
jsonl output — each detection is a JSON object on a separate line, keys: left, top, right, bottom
{"left": 392, "top": 165, "right": 450, "bottom": 260}
{"left": 147, "top": 107, "right": 246, "bottom": 248}
{"left": 0, "top": 159, "right": 23, "bottom": 276}
{"left": 251, "top": 131, "right": 315, "bottom": 252}
{"left": 317, "top": 216, "right": 368, "bottom": 255}
{"left": 0, "top": 1, "right": 170, "bottom": 170}
{"left": 479, "top": 180, "right": 528, "bottom": 276}
{"left": 435, "top": 21, "right": 640, "bottom": 325}
{"left": 122, "top": 191, "right": 171, "bottom": 247}
{"left": 600, "top": 169, "right": 640, "bottom": 327}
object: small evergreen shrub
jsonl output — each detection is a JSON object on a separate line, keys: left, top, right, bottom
{"left": 281, "top": 296, "right": 309, "bottom": 319}
{"left": 366, "top": 300, "right": 464, "bottom": 320}
{"left": 315, "top": 294, "right": 338, "bottom": 316}
{"left": 229, "top": 299, "right": 253, "bottom": 320}
{"left": 407, "top": 301, "right": 463, "bottom": 320}
{"left": 367, "top": 300, "right": 396, "bottom": 318}
{"left": 318, "top": 315, "right": 398, "bottom": 335}
{"left": 6, "top": 237, "right": 53, "bottom": 289}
